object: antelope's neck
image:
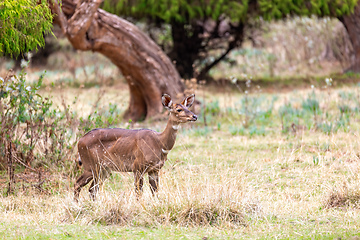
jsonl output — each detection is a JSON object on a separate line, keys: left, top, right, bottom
{"left": 160, "top": 118, "right": 179, "bottom": 151}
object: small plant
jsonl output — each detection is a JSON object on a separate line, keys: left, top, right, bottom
{"left": 229, "top": 125, "right": 245, "bottom": 136}
{"left": 301, "top": 90, "right": 320, "bottom": 127}
{"left": 205, "top": 100, "right": 220, "bottom": 116}
{"left": 188, "top": 127, "right": 212, "bottom": 137}
{"left": 313, "top": 155, "right": 320, "bottom": 165}
{"left": 248, "top": 125, "right": 266, "bottom": 137}
{"left": 317, "top": 121, "right": 335, "bottom": 135}
{"left": 278, "top": 102, "right": 302, "bottom": 133}
{"left": 238, "top": 95, "right": 275, "bottom": 130}
{"left": 199, "top": 100, "right": 221, "bottom": 126}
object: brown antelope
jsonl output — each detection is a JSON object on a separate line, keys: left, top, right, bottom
{"left": 74, "top": 94, "right": 197, "bottom": 201}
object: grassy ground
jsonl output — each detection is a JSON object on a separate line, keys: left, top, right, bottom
{"left": 1, "top": 130, "right": 360, "bottom": 239}
{"left": 1, "top": 79, "right": 360, "bottom": 239}
{"left": 1, "top": 18, "right": 360, "bottom": 238}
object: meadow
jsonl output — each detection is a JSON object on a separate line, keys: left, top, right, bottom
{"left": 1, "top": 68, "right": 360, "bottom": 239}
{"left": 1, "top": 18, "right": 360, "bottom": 239}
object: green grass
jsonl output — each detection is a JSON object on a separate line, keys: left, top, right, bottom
{"left": 1, "top": 223, "right": 359, "bottom": 239}
{"left": 0, "top": 223, "right": 251, "bottom": 239}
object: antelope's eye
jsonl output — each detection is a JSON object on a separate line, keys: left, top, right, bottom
{"left": 176, "top": 109, "right": 182, "bottom": 112}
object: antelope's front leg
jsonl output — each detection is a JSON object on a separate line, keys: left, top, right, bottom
{"left": 148, "top": 170, "right": 159, "bottom": 197}
{"left": 74, "top": 171, "right": 94, "bottom": 202}
{"left": 134, "top": 171, "right": 144, "bottom": 198}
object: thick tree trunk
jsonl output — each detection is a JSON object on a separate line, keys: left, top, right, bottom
{"left": 339, "top": 1, "right": 360, "bottom": 73}
{"left": 49, "top": 0, "right": 184, "bottom": 121}
{"left": 169, "top": 21, "right": 203, "bottom": 79}
{"left": 168, "top": 19, "right": 245, "bottom": 81}
{"left": 196, "top": 23, "right": 245, "bottom": 81}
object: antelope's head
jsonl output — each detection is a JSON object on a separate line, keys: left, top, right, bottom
{"left": 162, "top": 94, "right": 197, "bottom": 123}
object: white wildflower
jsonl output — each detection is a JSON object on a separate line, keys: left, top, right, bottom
{"left": 325, "top": 78, "right": 332, "bottom": 86}
{"left": 230, "top": 76, "right": 237, "bottom": 84}
{"left": 21, "top": 59, "right": 29, "bottom": 68}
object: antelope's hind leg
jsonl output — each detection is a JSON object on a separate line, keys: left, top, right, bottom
{"left": 74, "top": 171, "right": 93, "bottom": 201}
{"left": 148, "top": 170, "right": 159, "bottom": 197}
{"left": 134, "top": 171, "right": 144, "bottom": 199}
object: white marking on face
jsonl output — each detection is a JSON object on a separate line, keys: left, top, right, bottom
{"left": 162, "top": 149, "right": 169, "bottom": 154}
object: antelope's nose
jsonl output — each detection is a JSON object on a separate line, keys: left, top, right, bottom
{"left": 192, "top": 114, "right": 198, "bottom": 121}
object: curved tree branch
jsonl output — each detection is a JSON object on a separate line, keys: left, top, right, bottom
{"left": 49, "top": 0, "right": 185, "bottom": 121}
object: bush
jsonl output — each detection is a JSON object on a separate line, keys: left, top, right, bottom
{"left": 0, "top": 70, "right": 129, "bottom": 194}
{"left": 0, "top": 71, "right": 73, "bottom": 169}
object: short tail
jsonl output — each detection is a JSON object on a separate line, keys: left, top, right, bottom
{"left": 78, "top": 155, "right": 82, "bottom": 166}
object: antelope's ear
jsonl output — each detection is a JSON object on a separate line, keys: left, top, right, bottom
{"left": 181, "top": 94, "right": 195, "bottom": 108}
{"left": 162, "top": 94, "right": 173, "bottom": 110}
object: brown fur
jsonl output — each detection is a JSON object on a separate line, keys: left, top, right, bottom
{"left": 74, "top": 94, "right": 197, "bottom": 201}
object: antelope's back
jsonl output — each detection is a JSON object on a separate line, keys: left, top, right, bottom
{"left": 78, "top": 128, "right": 140, "bottom": 150}
{"left": 77, "top": 128, "right": 160, "bottom": 166}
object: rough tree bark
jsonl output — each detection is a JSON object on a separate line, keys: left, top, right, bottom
{"left": 339, "top": 1, "right": 360, "bottom": 73}
{"left": 49, "top": 0, "right": 185, "bottom": 121}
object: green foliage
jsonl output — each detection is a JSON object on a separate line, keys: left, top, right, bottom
{"left": 100, "top": 0, "right": 357, "bottom": 80}
{"left": 0, "top": 0, "right": 53, "bottom": 57}
{"left": 258, "top": 0, "right": 357, "bottom": 20}
{"left": 102, "top": 0, "right": 357, "bottom": 24}
{"left": 102, "top": 0, "right": 249, "bottom": 23}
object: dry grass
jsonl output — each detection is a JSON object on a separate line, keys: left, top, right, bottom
{"left": 59, "top": 155, "right": 246, "bottom": 227}
{"left": 325, "top": 183, "right": 360, "bottom": 209}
